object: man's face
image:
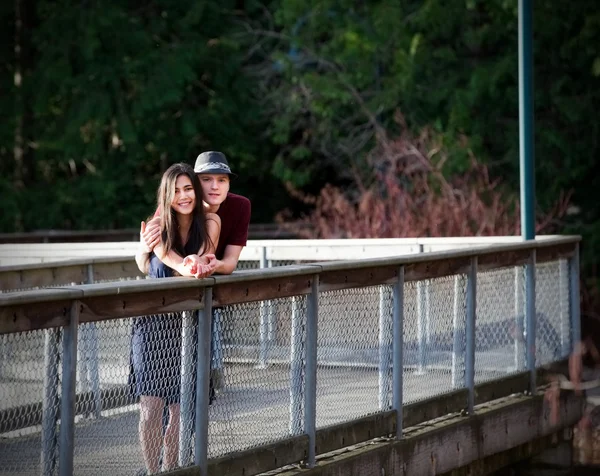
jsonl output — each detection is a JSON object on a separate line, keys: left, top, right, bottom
{"left": 197, "top": 173, "right": 230, "bottom": 208}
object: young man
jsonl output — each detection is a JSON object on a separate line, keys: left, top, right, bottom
{"left": 137, "top": 151, "right": 251, "bottom": 277}
{"left": 135, "top": 150, "right": 251, "bottom": 398}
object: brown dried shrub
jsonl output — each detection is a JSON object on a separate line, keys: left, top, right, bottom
{"left": 278, "top": 118, "right": 571, "bottom": 239}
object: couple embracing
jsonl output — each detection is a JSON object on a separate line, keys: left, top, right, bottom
{"left": 132, "top": 151, "right": 250, "bottom": 474}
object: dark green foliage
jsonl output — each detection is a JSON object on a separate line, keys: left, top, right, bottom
{"left": 0, "top": 0, "right": 283, "bottom": 231}
{"left": 1, "top": 0, "right": 599, "bottom": 308}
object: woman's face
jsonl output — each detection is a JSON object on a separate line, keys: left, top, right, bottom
{"left": 171, "top": 174, "right": 196, "bottom": 216}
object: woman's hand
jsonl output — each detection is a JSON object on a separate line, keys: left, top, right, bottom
{"left": 182, "top": 254, "right": 217, "bottom": 278}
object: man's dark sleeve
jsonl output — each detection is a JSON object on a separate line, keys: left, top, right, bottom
{"left": 228, "top": 197, "right": 251, "bottom": 246}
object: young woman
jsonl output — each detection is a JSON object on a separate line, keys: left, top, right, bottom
{"left": 132, "top": 163, "right": 220, "bottom": 474}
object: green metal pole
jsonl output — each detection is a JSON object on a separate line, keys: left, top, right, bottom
{"left": 519, "top": 0, "right": 535, "bottom": 240}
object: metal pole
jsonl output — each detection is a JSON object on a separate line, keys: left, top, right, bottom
{"left": 519, "top": 0, "right": 535, "bottom": 240}
{"left": 559, "top": 259, "right": 571, "bottom": 357}
{"left": 304, "top": 276, "right": 319, "bottom": 467}
{"left": 84, "top": 264, "right": 101, "bottom": 418}
{"left": 392, "top": 267, "right": 405, "bottom": 439}
{"left": 267, "top": 260, "right": 276, "bottom": 347}
{"left": 452, "top": 276, "right": 465, "bottom": 389}
{"left": 41, "top": 328, "right": 60, "bottom": 476}
{"left": 289, "top": 296, "right": 304, "bottom": 436}
{"left": 570, "top": 243, "right": 581, "bottom": 351}
{"left": 466, "top": 258, "right": 477, "bottom": 414}
{"left": 417, "top": 281, "right": 426, "bottom": 374}
{"left": 194, "top": 288, "right": 213, "bottom": 471}
{"left": 425, "top": 280, "right": 431, "bottom": 347}
{"left": 179, "top": 311, "right": 196, "bottom": 466}
{"left": 258, "top": 246, "right": 269, "bottom": 368}
{"left": 525, "top": 250, "right": 537, "bottom": 390}
{"left": 378, "top": 286, "right": 392, "bottom": 410}
{"left": 416, "top": 245, "right": 426, "bottom": 374}
{"left": 58, "top": 301, "right": 80, "bottom": 476}
{"left": 210, "top": 309, "right": 223, "bottom": 383}
{"left": 514, "top": 266, "right": 525, "bottom": 371}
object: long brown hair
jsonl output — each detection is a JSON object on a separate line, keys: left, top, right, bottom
{"left": 156, "top": 163, "right": 213, "bottom": 256}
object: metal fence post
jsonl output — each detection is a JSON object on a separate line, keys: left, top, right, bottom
{"left": 41, "top": 328, "right": 61, "bottom": 476}
{"left": 58, "top": 301, "right": 80, "bottom": 476}
{"left": 378, "top": 285, "right": 392, "bottom": 410}
{"left": 179, "top": 311, "right": 196, "bottom": 466}
{"left": 304, "top": 276, "right": 319, "bottom": 467}
{"left": 211, "top": 309, "right": 223, "bottom": 378}
{"left": 425, "top": 280, "right": 431, "bottom": 348}
{"left": 452, "top": 275, "right": 465, "bottom": 389}
{"left": 194, "top": 288, "right": 213, "bottom": 472}
{"left": 78, "top": 264, "right": 101, "bottom": 418}
{"left": 514, "top": 266, "right": 526, "bottom": 371}
{"left": 289, "top": 296, "right": 304, "bottom": 436}
{"left": 259, "top": 246, "right": 269, "bottom": 368}
{"left": 267, "top": 259, "right": 276, "bottom": 348}
{"left": 466, "top": 258, "right": 477, "bottom": 414}
{"left": 569, "top": 243, "right": 581, "bottom": 352}
{"left": 558, "top": 259, "right": 571, "bottom": 358}
{"left": 416, "top": 244, "right": 426, "bottom": 374}
{"left": 416, "top": 280, "right": 427, "bottom": 375}
{"left": 392, "top": 267, "right": 405, "bottom": 439}
{"left": 525, "top": 250, "right": 537, "bottom": 391}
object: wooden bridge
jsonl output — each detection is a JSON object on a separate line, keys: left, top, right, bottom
{"left": 0, "top": 236, "right": 586, "bottom": 475}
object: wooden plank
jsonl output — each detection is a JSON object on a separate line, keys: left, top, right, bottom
{"left": 314, "top": 373, "right": 533, "bottom": 459}
{"left": 79, "top": 287, "right": 205, "bottom": 323}
{"left": 208, "top": 436, "right": 308, "bottom": 476}
{"left": 0, "top": 265, "right": 88, "bottom": 291}
{"left": 316, "top": 411, "right": 396, "bottom": 456}
{"left": 0, "top": 269, "right": 27, "bottom": 291}
{"left": 403, "top": 389, "right": 468, "bottom": 428}
{"left": 477, "top": 248, "right": 531, "bottom": 271}
{"left": 536, "top": 242, "right": 576, "bottom": 264}
{"left": 167, "top": 436, "right": 308, "bottom": 476}
{"left": 404, "top": 257, "right": 472, "bottom": 282}
{"left": 318, "top": 265, "right": 399, "bottom": 292}
{"left": 213, "top": 274, "right": 314, "bottom": 306}
{"left": 0, "top": 300, "right": 71, "bottom": 334}
{"left": 92, "top": 260, "right": 144, "bottom": 282}
{"left": 270, "top": 393, "right": 583, "bottom": 476}
{"left": 475, "top": 372, "right": 530, "bottom": 404}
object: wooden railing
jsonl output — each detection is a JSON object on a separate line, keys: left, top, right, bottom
{"left": 0, "top": 236, "right": 582, "bottom": 476}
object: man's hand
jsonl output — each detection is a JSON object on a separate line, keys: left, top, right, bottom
{"left": 140, "top": 218, "right": 161, "bottom": 254}
{"left": 195, "top": 254, "right": 217, "bottom": 278}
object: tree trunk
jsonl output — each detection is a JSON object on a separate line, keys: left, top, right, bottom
{"left": 13, "top": 0, "right": 24, "bottom": 231}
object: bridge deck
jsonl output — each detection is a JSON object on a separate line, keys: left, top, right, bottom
{"left": 2, "top": 357, "right": 517, "bottom": 476}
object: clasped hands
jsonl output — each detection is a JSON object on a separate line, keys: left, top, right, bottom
{"left": 140, "top": 218, "right": 217, "bottom": 279}
{"left": 182, "top": 253, "right": 217, "bottom": 278}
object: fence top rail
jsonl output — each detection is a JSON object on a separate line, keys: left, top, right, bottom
{"left": 0, "top": 236, "right": 579, "bottom": 308}
{"left": 0, "top": 234, "right": 563, "bottom": 253}
{"left": 0, "top": 234, "right": 576, "bottom": 270}
{"left": 0, "top": 255, "right": 144, "bottom": 273}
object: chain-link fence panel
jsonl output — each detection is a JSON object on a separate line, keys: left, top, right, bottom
{"left": 73, "top": 312, "right": 201, "bottom": 475}
{"left": 0, "top": 329, "right": 57, "bottom": 476}
{"left": 403, "top": 276, "right": 461, "bottom": 403}
{"left": 208, "top": 298, "right": 300, "bottom": 458}
{"left": 0, "top": 311, "right": 208, "bottom": 476}
{"left": 536, "top": 260, "right": 569, "bottom": 365}
{"left": 236, "top": 260, "right": 260, "bottom": 270}
{"left": 270, "top": 260, "right": 297, "bottom": 267}
{"left": 315, "top": 286, "right": 392, "bottom": 428}
{"left": 475, "top": 266, "right": 523, "bottom": 383}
